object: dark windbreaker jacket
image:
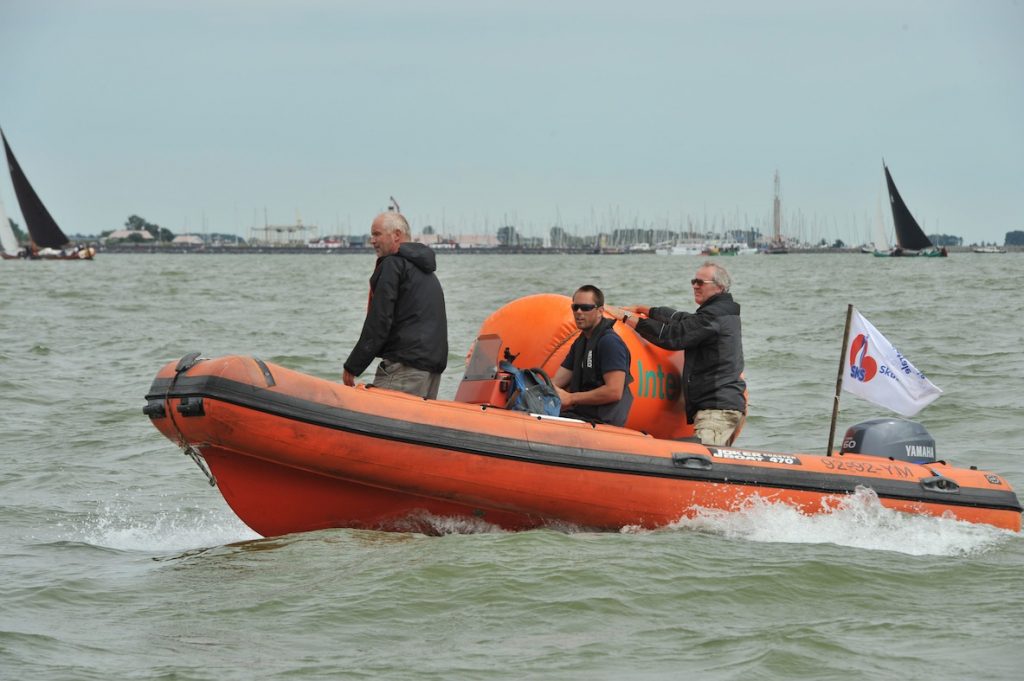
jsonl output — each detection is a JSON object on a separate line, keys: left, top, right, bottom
{"left": 633, "top": 292, "right": 746, "bottom": 422}
{"left": 343, "top": 242, "right": 448, "bottom": 376}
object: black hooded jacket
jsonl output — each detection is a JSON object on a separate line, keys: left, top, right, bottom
{"left": 344, "top": 242, "right": 448, "bottom": 376}
{"left": 634, "top": 292, "right": 746, "bottom": 422}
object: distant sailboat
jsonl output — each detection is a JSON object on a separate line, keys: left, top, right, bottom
{"left": 1, "top": 128, "right": 95, "bottom": 260}
{"left": 1, "top": 188, "right": 23, "bottom": 258}
{"left": 879, "top": 162, "right": 947, "bottom": 258}
{"left": 654, "top": 241, "right": 705, "bottom": 256}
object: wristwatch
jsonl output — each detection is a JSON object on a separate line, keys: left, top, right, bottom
{"left": 621, "top": 312, "right": 630, "bottom": 324}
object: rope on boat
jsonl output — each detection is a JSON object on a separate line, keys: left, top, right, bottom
{"left": 164, "top": 351, "right": 217, "bottom": 487}
{"left": 184, "top": 445, "right": 217, "bottom": 487}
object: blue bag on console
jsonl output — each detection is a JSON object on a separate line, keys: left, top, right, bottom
{"left": 499, "top": 360, "right": 561, "bottom": 416}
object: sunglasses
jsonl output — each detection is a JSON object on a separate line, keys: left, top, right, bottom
{"left": 690, "top": 278, "right": 717, "bottom": 287}
{"left": 570, "top": 303, "right": 599, "bottom": 312}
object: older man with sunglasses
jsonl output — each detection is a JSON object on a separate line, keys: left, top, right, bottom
{"left": 552, "top": 284, "right": 634, "bottom": 427}
{"left": 606, "top": 261, "right": 746, "bottom": 445}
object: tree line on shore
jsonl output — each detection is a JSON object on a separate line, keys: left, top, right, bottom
{"left": 7, "top": 214, "right": 1024, "bottom": 250}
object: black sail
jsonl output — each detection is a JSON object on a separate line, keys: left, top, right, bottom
{"left": 883, "top": 163, "right": 934, "bottom": 251}
{"left": 2, "top": 129, "right": 71, "bottom": 249}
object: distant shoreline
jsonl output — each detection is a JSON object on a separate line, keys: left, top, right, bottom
{"left": 96, "top": 245, "right": 1019, "bottom": 255}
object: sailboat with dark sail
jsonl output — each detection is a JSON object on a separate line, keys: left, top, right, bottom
{"left": 1, "top": 187, "right": 24, "bottom": 259}
{"left": 876, "top": 162, "right": 947, "bottom": 258}
{"left": 1, "top": 128, "right": 95, "bottom": 260}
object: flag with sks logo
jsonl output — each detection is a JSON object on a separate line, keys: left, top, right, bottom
{"left": 843, "top": 308, "right": 942, "bottom": 417}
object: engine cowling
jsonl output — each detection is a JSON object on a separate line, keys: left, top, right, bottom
{"left": 840, "top": 418, "right": 937, "bottom": 463}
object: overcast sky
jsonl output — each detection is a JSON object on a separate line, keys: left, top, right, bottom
{"left": 1, "top": 0, "right": 1021, "bottom": 244}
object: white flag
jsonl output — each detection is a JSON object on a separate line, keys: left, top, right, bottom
{"left": 842, "top": 309, "right": 942, "bottom": 417}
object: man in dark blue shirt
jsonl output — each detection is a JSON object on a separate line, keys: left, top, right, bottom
{"left": 552, "top": 285, "right": 633, "bottom": 427}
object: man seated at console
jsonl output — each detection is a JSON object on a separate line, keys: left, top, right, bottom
{"left": 551, "top": 285, "right": 633, "bottom": 427}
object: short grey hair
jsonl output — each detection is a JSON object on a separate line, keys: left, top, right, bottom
{"left": 378, "top": 211, "right": 411, "bottom": 239}
{"left": 702, "top": 260, "right": 732, "bottom": 292}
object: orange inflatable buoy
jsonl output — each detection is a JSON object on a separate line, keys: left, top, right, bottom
{"left": 472, "top": 294, "right": 693, "bottom": 440}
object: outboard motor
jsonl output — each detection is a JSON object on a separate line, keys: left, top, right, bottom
{"left": 840, "top": 418, "right": 937, "bottom": 464}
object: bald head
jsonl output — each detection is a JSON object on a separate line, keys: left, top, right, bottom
{"left": 370, "top": 211, "right": 410, "bottom": 257}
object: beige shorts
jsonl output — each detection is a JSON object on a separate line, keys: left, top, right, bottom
{"left": 693, "top": 409, "right": 744, "bottom": 446}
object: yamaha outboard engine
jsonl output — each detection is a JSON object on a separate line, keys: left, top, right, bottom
{"left": 840, "top": 418, "right": 937, "bottom": 464}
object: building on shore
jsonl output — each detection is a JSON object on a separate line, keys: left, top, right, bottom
{"left": 249, "top": 220, "right": 318, "bottom": 246}
{"left": 416, "top": 232, "right": 500, "bottom": 249}
{"left": 103, "top": 228, "right": 155, "bottom": 243}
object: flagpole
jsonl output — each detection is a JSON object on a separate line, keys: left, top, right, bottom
{"left": 826, "top": 304, "right": 854, "bottom": 456}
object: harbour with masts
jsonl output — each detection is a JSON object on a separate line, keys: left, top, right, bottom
{"left": 2, "top": 148, "right": 1019, "bottom": 257}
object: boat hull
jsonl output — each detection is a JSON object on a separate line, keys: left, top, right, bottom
{"left": 145, "top": 356, "right": 1022, "bottom": 536}
{"left": 1, "top": 249, "right": 94, "bottom": 260}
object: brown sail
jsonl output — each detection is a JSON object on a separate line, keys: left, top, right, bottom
{"left": 2, "top": 128, "right": 71, "bottom": 249}
{"left": 883, "top": 163, "right": 935, "bottom": 252}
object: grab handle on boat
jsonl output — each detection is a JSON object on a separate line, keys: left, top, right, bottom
{"left": 253, "top": 358, "right": 276, "bottom": 387}
{"left": 177, "top": 396, "right": 205, "bottom": 417}
{"left": 919, "top": 475, "right": 960, "bottom": 494}
{"left": 175, "top": 351, "right": 203, "bottom": 375}
{"left": 672, "top": 453, "right": 713, "bottom": 470}
{"left": 143, "top": 399, "right": 166, "bottom": 419}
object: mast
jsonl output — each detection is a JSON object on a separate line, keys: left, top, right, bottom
{"left": 772, "top": 170, "right": 782, "bottom": 244}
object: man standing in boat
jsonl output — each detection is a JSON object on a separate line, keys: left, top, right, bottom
{"left": 342, "top": 211, "right": 448, "bottom": 399}
{"left": 552, "top": 285, "right": 634, "bottom": 427}
{"left": 606, "top": 261, "right": 745, "bottom": 445}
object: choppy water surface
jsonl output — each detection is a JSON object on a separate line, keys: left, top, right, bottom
{"left": 1, "top": 253, "right": 1022, "bottom": 680}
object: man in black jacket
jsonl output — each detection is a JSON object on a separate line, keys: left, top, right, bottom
{"left": 606, "top": 261, "right": 745, "bottom": 445}
{"left": 342, "top": 212, "right": 448, "bottom": 398}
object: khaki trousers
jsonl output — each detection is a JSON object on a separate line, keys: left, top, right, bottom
{"left": 693, "top": 409, "right": 744, "bottom": 446}
{"left": 371, "top": 359, "right": 442, "bottom": 399}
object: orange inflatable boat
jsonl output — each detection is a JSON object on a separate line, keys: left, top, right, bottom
{"left": 143, "top": 296, "right": 1021, "bottom": 537}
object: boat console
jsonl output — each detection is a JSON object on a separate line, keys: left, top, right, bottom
{"left": 453, "top": 334, "right": 511, "bottom": 408}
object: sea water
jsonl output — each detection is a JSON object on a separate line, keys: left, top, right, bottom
{"left": 1, "top": 252, "right": 1022, "bottom": 680}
